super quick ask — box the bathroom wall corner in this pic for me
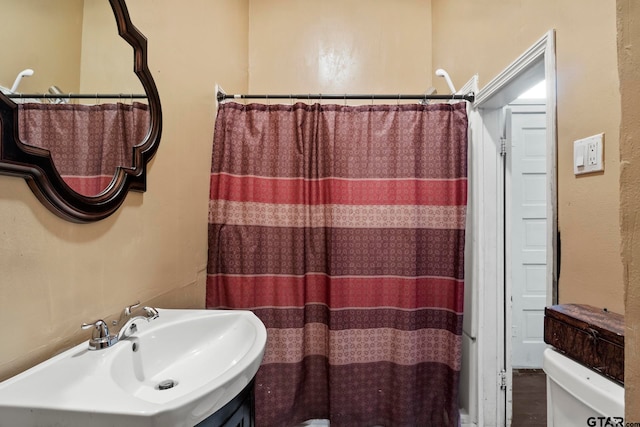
[618,0,640,421]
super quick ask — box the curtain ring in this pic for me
[344,94,347,106]
[397,94,401,105]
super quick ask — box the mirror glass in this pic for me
[1,0,150,197]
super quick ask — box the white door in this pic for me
[507,102,547,368]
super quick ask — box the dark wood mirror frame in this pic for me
[0,0,162,223]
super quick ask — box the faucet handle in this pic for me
[143,306,159,319]
[81,319,109,336]
[123,301,141,316]
[81,320,118,350]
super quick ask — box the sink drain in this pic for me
[155,379,178,390]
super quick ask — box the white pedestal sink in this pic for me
[0,309,267,427]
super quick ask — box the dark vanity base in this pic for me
[196,380,255,427]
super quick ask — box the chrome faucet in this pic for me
[115,302,159,341]
[81,301,159,350]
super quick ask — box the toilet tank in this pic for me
[543,348,624,427]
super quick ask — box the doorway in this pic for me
[462,30,558,427]
[506,92,548,427]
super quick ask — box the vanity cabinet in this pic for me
[196,380,255,427]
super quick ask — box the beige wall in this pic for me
[0,0,248,381]
[1,0,83,94]
[432,0,624,313]
[248,0,432,95]
[618,0,640,420]
[80,0,144,95]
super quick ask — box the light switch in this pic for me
[574,133,604,175]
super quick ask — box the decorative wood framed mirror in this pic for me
[0,0,162,223]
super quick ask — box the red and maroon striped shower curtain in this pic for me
[207,101,468,427]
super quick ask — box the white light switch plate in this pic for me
[574,133,604,175]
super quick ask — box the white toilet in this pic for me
[543,348,625,426]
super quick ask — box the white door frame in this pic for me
[465,30,557,427]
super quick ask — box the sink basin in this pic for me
[0,309,267,427]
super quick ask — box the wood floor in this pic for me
[512,369,547,427]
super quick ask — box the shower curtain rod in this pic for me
[5,93,147,100]
[216,90,475,103]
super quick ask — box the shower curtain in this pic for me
[18,102,150,195]
[207,101,468,427]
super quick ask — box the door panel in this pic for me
[510,106,547,369]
